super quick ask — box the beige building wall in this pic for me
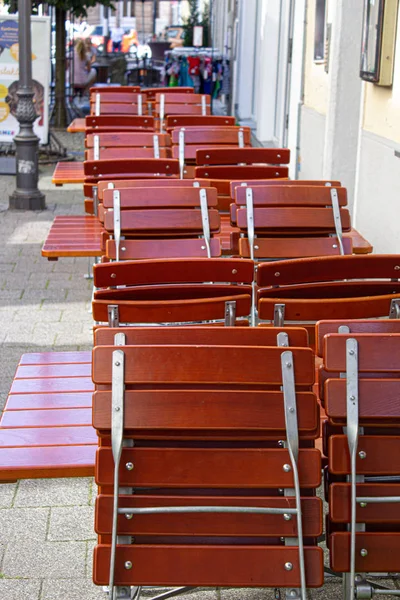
[303,0,329,116]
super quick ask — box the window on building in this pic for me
[314,0,327,62]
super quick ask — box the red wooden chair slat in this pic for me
[195,165,289,179]
[239,237,352,259]
[142,86,194,100]
[155,93,211,104]
[230,180,342,196]
[166,115,235,128]
[96,178,211,199]
[83,158,180,181]
[93,544,324,588]
[102,186,218,208]
[86,132,171,148]
[95,446,320,487]
[236,206,351,232]
[93,345,314,386]
[85,115,154,130]
[86,147,171,160]
[106,238,221,260]
[103,208,220,234]
[93,326,310,347]
[93,389,318,436]
[257,255,400,287]
[196,147,290,166]
[95,494,322,536]
[330,532,400,573]
[235,185,347,206]
[89,86,140,94]
[93,257,254,288]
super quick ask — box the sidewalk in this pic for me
[0,160,391,599]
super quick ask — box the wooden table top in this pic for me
[52,162,85,185]
[67,118,85,133]
[0,351,96,482]
[42,216,104,259]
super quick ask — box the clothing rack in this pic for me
[163,48,229,98]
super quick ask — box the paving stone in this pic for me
[41,578,106,600]
[0,579,42,600]
[15,478,93,507]
[0,483,17,508]
[55,332,92,347]
[2,540,87,578]
[0,507,49,542]
[48,506,96,541]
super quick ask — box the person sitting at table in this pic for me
[73,38,96,94]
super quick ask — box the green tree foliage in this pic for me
[183,0,210,47]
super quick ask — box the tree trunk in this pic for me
[53,7,67,128]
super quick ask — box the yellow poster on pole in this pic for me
[0,16,50,143]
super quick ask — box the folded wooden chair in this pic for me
[317,320,400,599]
[92,326,323,599]
[85,115,155,134]
[256,255,400,343]
[83,158,180,215]
[100,185,221,261]
[85,133,171,161]
[232,183,352,260]
[92,258,254,326]
[170,126,252,179]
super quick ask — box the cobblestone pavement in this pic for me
[0,155,397,599]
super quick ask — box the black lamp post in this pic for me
[9,0,45,210]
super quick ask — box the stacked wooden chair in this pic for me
[92,326,323,599]
[317,318,400,598]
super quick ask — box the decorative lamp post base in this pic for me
[9,189,46,210]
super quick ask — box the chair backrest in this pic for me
[233,184,352,260]
[92,258,254,325]
[85,133,171,161]
[101,186,221,260]
[321,322,400,580]
[257,255,400,324]
[166,115,236,128]
[92,326,323,592]
[85,115,155,132]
